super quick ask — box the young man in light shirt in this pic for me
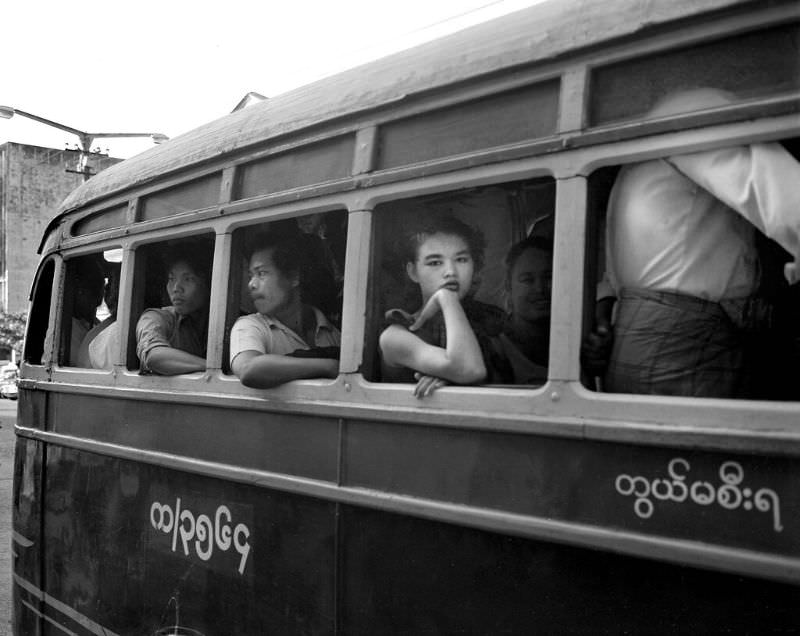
[229,232,341,389]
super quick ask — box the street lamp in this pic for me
[0,106,168,181]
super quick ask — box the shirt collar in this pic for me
[258,305,334,337]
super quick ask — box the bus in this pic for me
[13,0,800,633]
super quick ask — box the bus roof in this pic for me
[58,0,754,216]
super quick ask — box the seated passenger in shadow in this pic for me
[77,263,120,369]
[136,249,211,375]
[488,236,552,385]
[296,212,345,325]
[230,232,341,388]
[379,215,503,398]
[70,259,105,365]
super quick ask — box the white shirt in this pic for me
[229,306,341,366]
[88,321,119,370]
[606,142,800,302]
[76,317,117,369]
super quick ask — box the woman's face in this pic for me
[167,261,209,316]
[407,232,475,302]
[247,248,299,317]
[509,247,551,322]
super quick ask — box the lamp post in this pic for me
[0,106,168,181]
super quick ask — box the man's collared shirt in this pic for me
[229,306,341,367]
[136,306,208,372]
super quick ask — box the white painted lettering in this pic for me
[614,458,784,532]
[149,499,252,574]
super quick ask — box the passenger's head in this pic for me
[165,248,211,316]
[505,236,552,323]
[73,258,106,322]
[246,233,303,317]
[402,215,485,302]
[296,213,325,236]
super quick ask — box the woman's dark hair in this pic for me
[402,215,486,272]
[504,236,553,290]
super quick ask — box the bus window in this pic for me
[139,174,222,221]
[60,250,123,369]
[224,210,347,384]
[129,235,214,375]
[366,178,555,390]
[59,254,107,367]
[23,259,55,366]
[582,137,800,401]
[589,22,800,126]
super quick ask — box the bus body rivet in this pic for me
[344,382,351,392]
[551,391,560,402]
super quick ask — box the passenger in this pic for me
[379,215,502,398]
[488,236,552,384]
[77,264,120,369]
[229,233,341,388]
[586,87,800,398]
[135,248,211,375]
[296,212,345,323]
[69,259,105,365]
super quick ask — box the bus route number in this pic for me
[150,498,251,575]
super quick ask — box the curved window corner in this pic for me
[23,259,56,366]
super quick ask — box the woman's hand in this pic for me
[413,372,449,398]
[409,288,458,332]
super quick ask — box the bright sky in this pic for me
[3,0,547,160]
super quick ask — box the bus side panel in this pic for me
[41,446,336,635]
[47,393,340,482]
[13,435,44,636]
[340,505,800,634]
[344,420,800,559]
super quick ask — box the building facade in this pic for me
[0,142,121,314]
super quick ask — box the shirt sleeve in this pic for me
[229,315,270,366]
[670,143,800,268]
[136,309,172,371]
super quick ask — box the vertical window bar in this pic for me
[206,232,232,372]
[339,210,372,374]
[559,66,588,133]
[127,198,139,224]
[220,166,237,204]
[352,127,378,175]
[114,247,135,371]
[550,176,587,382]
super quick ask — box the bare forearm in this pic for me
[145,347,206,375]
[236,354,338,388]
[438,294,486,383]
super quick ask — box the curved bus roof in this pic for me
[56,0,755,218]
